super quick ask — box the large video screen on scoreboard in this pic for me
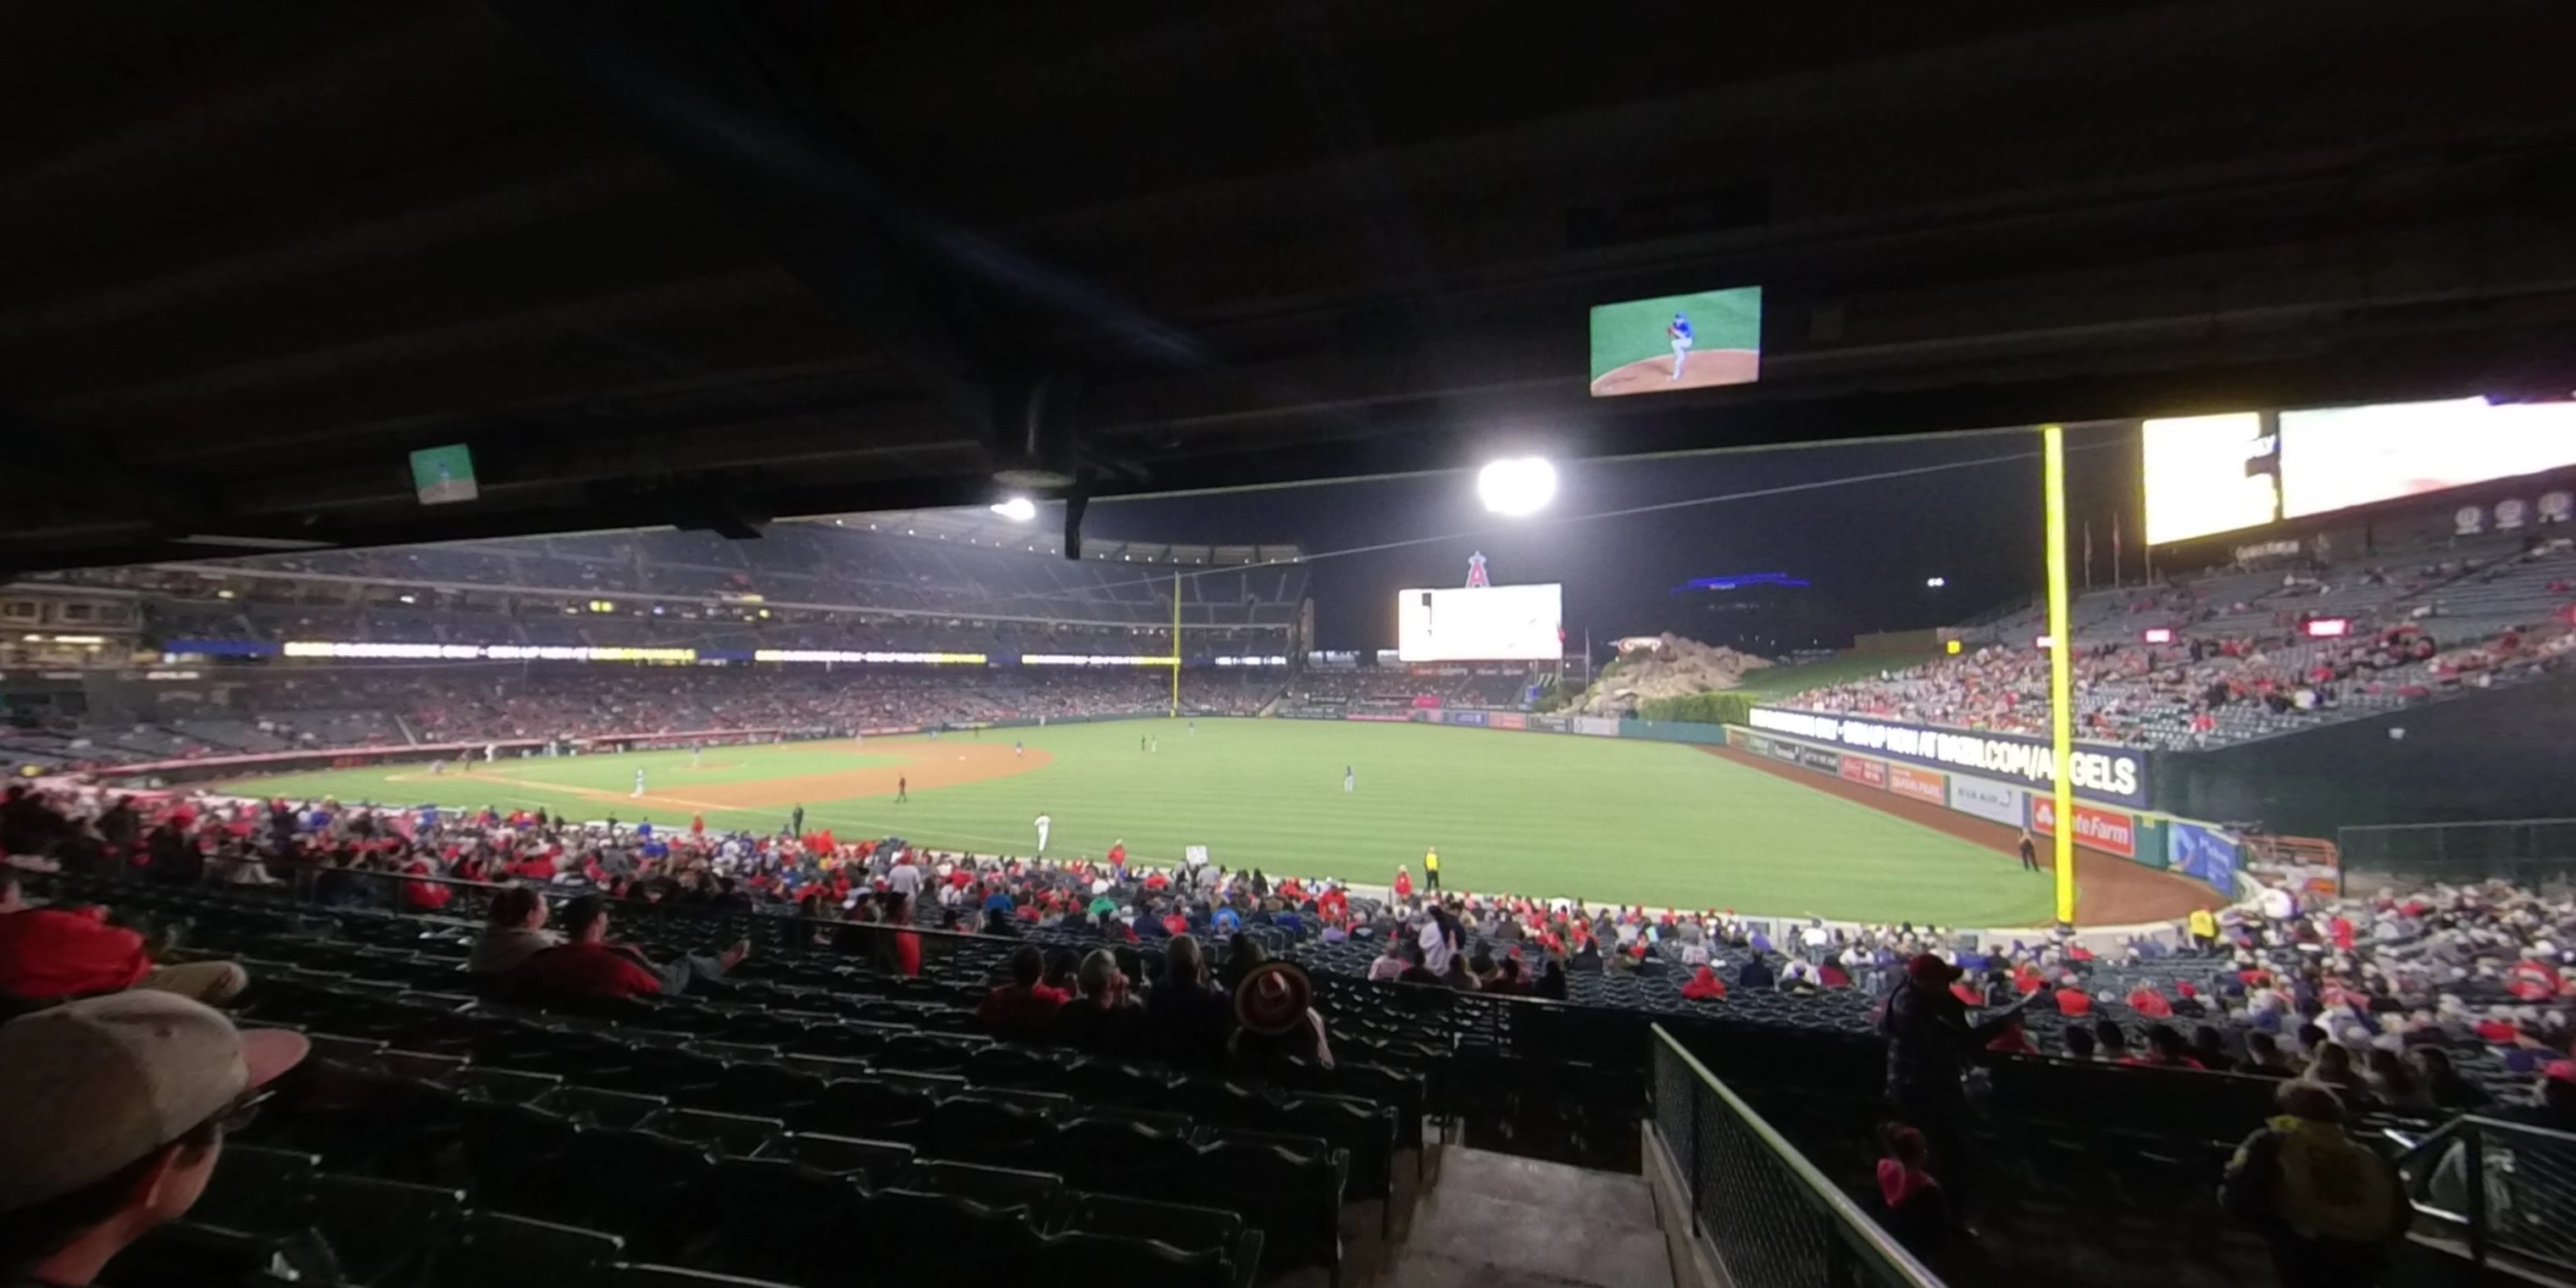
[2277,397,2576,519]
[1588,286,1762,397]
[1397,585,1563,662]
[2141,412,2279,544]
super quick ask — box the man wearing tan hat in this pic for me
[0,992,309,1285]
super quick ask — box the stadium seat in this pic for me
[308,1174,466,1286]
[863,1189,1041,1287]
[190,1144,319,1235]
[1046,1115,1200,1196]
[752,1131,916,1186]
[561,1128,719,1257]
[702,1157,867,1283]
[924,1091,1057,1165]
[638,1108,786,1158]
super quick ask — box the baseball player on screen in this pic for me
[1667,310,1695,381]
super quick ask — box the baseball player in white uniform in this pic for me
[1034,813,1052,854]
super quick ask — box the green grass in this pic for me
[1587,286,1761,380]
[1733,650,1938,700]
[211,719,2051,924]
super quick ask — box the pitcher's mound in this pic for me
[1589,348,1760,397]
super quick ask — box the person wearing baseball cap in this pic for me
[0,991,308,1285]
[1880,951,2031,1214]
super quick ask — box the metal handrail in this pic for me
[2395,1113,2576,1279]
[1649,1023,1944,1288]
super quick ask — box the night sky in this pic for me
[1088,423,2146,660]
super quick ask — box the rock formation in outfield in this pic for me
[1568,634,1772,716]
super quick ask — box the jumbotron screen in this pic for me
[2277,397,2576,519]
[1396,584,1563,662]
[2145,397,2576,543]
[2140,412,2278,545]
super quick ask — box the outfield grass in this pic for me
[211,719,2051,924]
[1732,650,1937,699]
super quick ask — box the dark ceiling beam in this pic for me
[0,158,668,343]
[487,0,1010,438]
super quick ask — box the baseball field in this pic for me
[197,718,2118,926]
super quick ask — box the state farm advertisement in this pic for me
[2029,796,2137,860]
[1839,756,1888,789]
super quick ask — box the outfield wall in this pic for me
[1268,702,2238,902]
[1724,723,2240,902]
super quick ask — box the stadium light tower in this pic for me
[1477,458,1556,517]
[989,497,1038,522]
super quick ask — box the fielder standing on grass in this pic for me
[631,767,647,798]
[1034,812,1052,854]
[1344,765,1356,793]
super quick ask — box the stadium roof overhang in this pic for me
[8,0,2576,575]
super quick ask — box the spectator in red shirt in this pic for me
[399,856,452,912]
[1985,1016,2039,1056]
[509,896,747,1002]
[0,874,247,1006]
[2126,985,2175,1019]
[882,891,921,978]
[974,945,1067,1040]
[1680,964,1728,1000]
[1391,867,1413,901]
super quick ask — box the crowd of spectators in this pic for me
[1783,535,2576,749]
[10,769,2566,1131]
[1278,668,1538,711]
[2,668,1286,774]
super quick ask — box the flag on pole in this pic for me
[2083,521,2095,589]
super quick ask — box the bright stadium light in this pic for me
[990,497,1038,522]
[1477,457,1556,516]
[1924,576,1947,588]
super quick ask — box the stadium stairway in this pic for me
[1377,1147,1668,1288]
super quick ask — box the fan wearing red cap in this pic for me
[1881,951,2029,1193]
[0,992,308,1285]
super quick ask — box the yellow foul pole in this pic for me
[2042,424,2078,924]
[1170,571,1183,718]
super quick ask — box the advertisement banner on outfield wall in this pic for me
[1765,736,1802,765]
[1887,764,1947,806]
[1487,712,1527,731]
[1446,710,1489,727]
[2029,795,2139,859]
[1840,756,1888,789]
[1569,717,1620,737]
[1795,744,1842,774]
[1737,733,1773,758]
[1526,714,1569,734]
[2169,821,2241,892]
[1948,776,2024,826]
[1346,712,1419,723]
[1746,707,2150,809]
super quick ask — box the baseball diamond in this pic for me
[206,718,2213,927]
